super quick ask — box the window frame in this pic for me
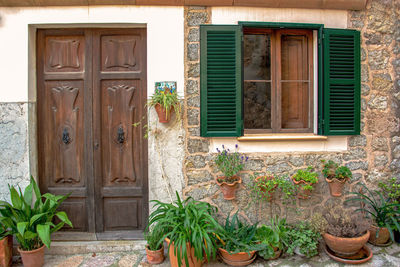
[239,22,324,135]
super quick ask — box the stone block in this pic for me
[188,63,200,77]
[187,43,199,61]
[345,161,368,171]
[371,137,388,151]
[374,154,388,168]
[187,138,209,153]
[266,162,292,174]
[187,11,208,26]
[244,159,264,171]
[368,94,388,110]
[349,135,367,147]
[186,155,206,169]
[186,184,218,200]
[186,79,199,95]
[361,64,369,82]
[364,32,382,45]
[289,156,304,167]
[368,49,390,70]
[343,148,367,161]
[188,28,200,42]
[187,170,213,185]
[187,95,200,108]
[372,73,392,92]
[188,127,200,136]
[187,108,199,126]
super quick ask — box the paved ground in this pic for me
[12,242,400,267]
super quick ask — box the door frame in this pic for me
[31,24,148,240]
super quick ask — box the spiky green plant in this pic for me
[0,177,72,251]
[147,192,221,267]
[148,88,181,122]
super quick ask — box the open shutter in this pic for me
[200,25,242,137]
[322,28,360,135]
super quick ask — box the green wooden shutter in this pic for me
[200,25,242,137]
[322,28,361,135]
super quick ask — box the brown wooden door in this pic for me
[37,28,148,239]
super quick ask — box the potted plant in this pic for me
[249,174,295,203]
[344,183,400,246]
[378,178,400,243]
[321,160,352,197]
[0,222,12,267]
[144,226,165,264]
[284,222,320,258]
[256,217,288,260]
[291,167,318,199]
[216,212,265,266]
[311,205,370,257]
[0,177,73,267]
[214,145,247,200]
[147,192,222,267]
[148,86,181,123]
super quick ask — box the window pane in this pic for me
[281,35,308,81]
[244,34,271,80]
[244,82,271,129]
[281,82,309,129]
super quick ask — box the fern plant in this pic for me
[147,192,222,267]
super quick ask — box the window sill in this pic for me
[237,133,328,142]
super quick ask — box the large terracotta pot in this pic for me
[216,176,242,200]
[18,245,45,267]
[291,177,316,199]
[0,236,13,267]
[146,244,165,264]
[154,103,173,123]
[369,225,390,245]
[323,231,370,256]
[255,175,276,201]
[165,238,202,267]
[326,177,347,197]
[218,248,256,266]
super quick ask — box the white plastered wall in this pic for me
[0,6,185,203]
[210,7,349,153]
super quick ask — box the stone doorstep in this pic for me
[12,240,147,255]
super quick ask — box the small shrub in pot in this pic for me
[291,167,318,199]
[321,160,352,197]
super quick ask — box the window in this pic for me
[243,28,313,133]
[200,23,360,137]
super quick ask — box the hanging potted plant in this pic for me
[148,85,181,123]
[344,183,400,246]
[291,167,318,199]
[249,174,295,203]
[256,217,288,260]
[0,177,73,267]
[321,160,352,197]
[144,226,165,264]
[147,192,222,267]
[214,145,247,200]
[216,212,266,266]
[0,222,12,267]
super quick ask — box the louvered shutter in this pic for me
[200,25,243,137]
[322,28,361,135]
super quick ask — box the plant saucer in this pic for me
[368,239,393,247]
[219,253,257,266]
[324,244,372,265]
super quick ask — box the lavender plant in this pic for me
[215,145,247,183]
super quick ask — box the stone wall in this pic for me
[182,0,400,224]
[0,103,29,201]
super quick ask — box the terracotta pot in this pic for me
[154,103,173,123]
[323,231,370,256]
[292,177,316,199]
[369,225,390,245]
[146,244,165,264]
[218,248,255,263]
[255,175,276,201]
[18,245,45,267]
[326,177,347,197]
[165,238,202,267]
[268,247,282,260]
[216,176,242,200]
[0,236,13,267]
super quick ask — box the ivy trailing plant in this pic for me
[147,192,222,267]
[0,177,73,251]
[284,222,320,258]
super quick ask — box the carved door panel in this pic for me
[93,29,148,236]
[37,28,147,238]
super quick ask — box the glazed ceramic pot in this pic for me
[326,177,348,197]
[369,225,390,245]
[323,231,370,256]
[216,176,242,200]
[18,245,45,267]
[146,244,165,264]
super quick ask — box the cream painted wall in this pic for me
[210,7,349,152]
[0,6,184,102]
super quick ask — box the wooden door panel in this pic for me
[103,198,141,231]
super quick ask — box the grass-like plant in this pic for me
[144,225,164,251]
[0,177,72,251]
[217,212,266,254]
[147,192,222,267]
[344,183,400,241]
[148,88,181,121]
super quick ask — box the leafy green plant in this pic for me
[0,177,73,251]
[249,174,295,202]
[321,160,352,181]
[144,225,164,251]
[148,87,181,122]
[378,177,400,204]
[285,222,320,258]
[147,192,222,267]
[344,183,400,241]
[218,212,266,254]
[256,217,288,260]
[215,145,247,183]
[292,167,318,191]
